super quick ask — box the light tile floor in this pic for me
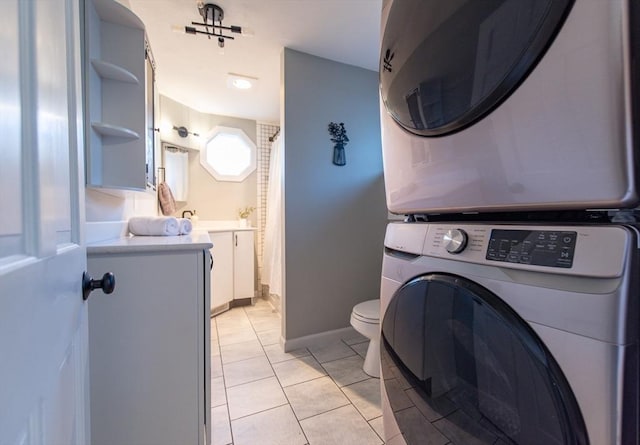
[211,299,383,445]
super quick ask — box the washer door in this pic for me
[381,273,588,445]
[380,0,574,137]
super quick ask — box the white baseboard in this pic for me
[282,326,357,352]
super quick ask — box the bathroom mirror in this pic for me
[145,42,156,190]
[163,143,189,201]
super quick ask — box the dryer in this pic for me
[379,0,640,214]
[380,222,639,445]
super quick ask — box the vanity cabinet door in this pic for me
[87,249,207,445]
[210,231,233,309]
[233,231,255,300]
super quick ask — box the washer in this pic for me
[380,222,639,445]
[379,0,640,214]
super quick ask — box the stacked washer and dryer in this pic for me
[377,1,640,444]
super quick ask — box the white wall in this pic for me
[85,188,157,244]
[85,189,156,222]
[282,49,388,341]
[158,95,258,223]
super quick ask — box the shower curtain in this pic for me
[262,134,283,299]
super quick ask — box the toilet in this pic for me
[350,299,380,378]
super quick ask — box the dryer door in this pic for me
[381,273,588,445]
[380,0,574,137]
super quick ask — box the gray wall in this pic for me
[283,48,388,340]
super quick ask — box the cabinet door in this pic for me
[211,232,234,308]
[88,251,201,445]
[84,0,149,191]
[234,231,255,299]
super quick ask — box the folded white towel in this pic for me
[178,218,192,235]
[128,216,180,236]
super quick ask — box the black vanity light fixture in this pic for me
[183,2,242,48]
[173,126,199,138]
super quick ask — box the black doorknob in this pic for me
[82,272,116,301]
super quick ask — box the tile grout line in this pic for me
[228,398,290,423]
[216,302,382,445]
[290,315,381,442]
[338,339,385,443]
[336,378,385,444]
[242,303,313,445]
[298,328,382,442]
[212,316,234,445]
[319,360,370,389]
[218,307,264,444]
[344,340,385,443]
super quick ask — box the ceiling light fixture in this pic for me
[233,79,251,89]
[227,73,258,90]
[184,3,241,49]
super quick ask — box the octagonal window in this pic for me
[200,126,256,182]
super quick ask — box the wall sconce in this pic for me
[173,126,199,138]
[328,122,348,166]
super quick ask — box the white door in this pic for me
[0,0,89,444]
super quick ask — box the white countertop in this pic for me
[194,220,257,232]
[84,219,251,254]
[87,230,212,254]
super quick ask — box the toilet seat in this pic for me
[352,299,379,323]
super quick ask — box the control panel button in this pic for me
[486,229,577,268]
[443,229,468,254]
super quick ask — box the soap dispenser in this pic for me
[190,210,199,224]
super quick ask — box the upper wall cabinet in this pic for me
[84,0,156,193]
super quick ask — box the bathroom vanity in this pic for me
[198,221,256,315]
[87,233,212,445]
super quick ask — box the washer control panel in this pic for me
[486,229,577,268]
[429,225,489,256]
[415,223,630,278]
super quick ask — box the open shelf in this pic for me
[93,0,144,29]
[91,59,139,84]
[85,0,154,192]
[91,122,140,139]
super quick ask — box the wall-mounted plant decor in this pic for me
[328,122,349,166]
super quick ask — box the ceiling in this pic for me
[127,0,383,124]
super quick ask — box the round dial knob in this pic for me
[443,229,468,254]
